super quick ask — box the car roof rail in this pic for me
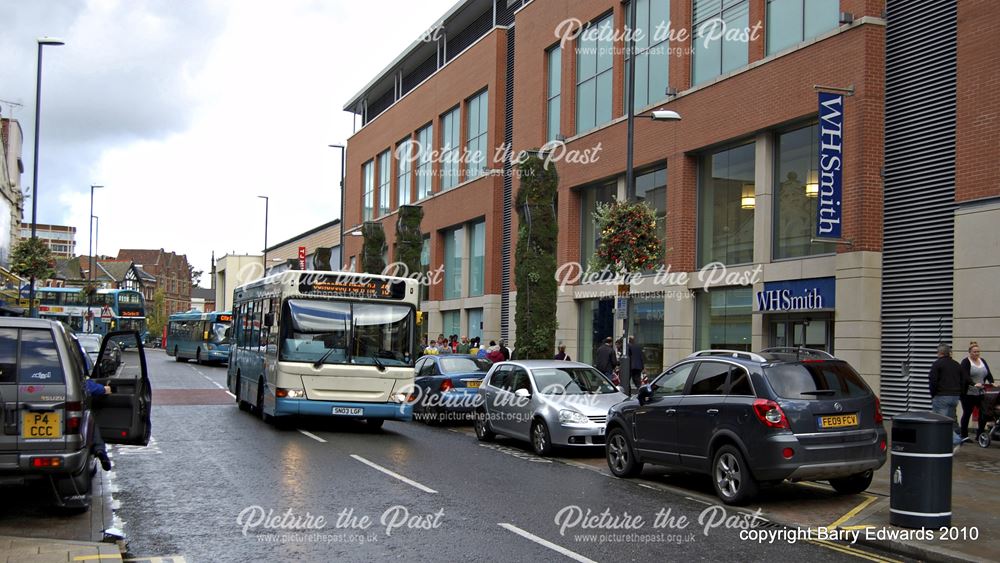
[759,347,836,360]
[686,349,767,363]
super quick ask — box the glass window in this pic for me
[629,296,664,374]
[420,235,430,303]
[397,138,413,206]
[489,365,513,390]
[442,310,460,337]
[767,0,839,55]
[580,181,617,264]
[728,367,753,395]
[415,124,434,199]
[281,300,412,367]
[625,0,671,111]
[0,328,17,383]
[444,227,464,300]
[689,362,729,395]
[351,303,413,366]
[439,356,492,373]
[362,160,374,221]
[440,107,461,190]
[18,329,65,384]
[576,14,614,133]
[467,308,483,341]
[692,0,750,85]
[652,362,695,397]
[469,221,485,297]
[465,90,489,180]
[546,45,562,141]
[377,150,391,215]
[698,142,755,266]
[635,166,667,249]
[532,367,618,395]
[764,362,871,400]
[578,298,615,366]
[695,287,752,351]
[774,124,835,259]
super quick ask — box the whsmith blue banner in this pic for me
[817,92,843,238]
[755,277,836,313]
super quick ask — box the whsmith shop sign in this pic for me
[817,91,843,238]
[755,278,836,313]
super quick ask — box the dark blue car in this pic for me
[413,354,492,424]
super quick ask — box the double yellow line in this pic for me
[810,494,900,563]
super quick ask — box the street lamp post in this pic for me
[87,184,103,328]
[28,36,65,317]
[258,195,269,276]
[328,144,346,268]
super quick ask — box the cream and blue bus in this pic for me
[165,310,233,364]
[227,271,419,428]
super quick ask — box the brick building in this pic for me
[117,249,192,316]
[19,223,76,258]
[342,0,888,389]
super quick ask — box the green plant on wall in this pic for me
[589,199,662,275]
[10,237,54,282]
[514,154,559,360]
[362,221,387,275]
[396,205,424,279]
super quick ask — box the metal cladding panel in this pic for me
[446,9,493,62]
[879,0,958,415]
[402,53,439,95]
[500,26,514,340]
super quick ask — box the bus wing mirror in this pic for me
[264,313,274,327]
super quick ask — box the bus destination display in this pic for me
[298,276,406,300]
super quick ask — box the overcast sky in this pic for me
[0,0,456,284]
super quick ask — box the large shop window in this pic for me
[420,235,430,303]
[416,124,434,199]
[465,90,489,180]
[629,295,664,375]
[441,107,461,190]
[774,124,835,259]
[695,287,752,351]
[580,181,617,265]
[442,310,460,338]
[469,221,485,297]
[397,138,413,206]
[444,226,464,300]
[467,308,483,341]
[766,0,839,56]
[377,149,391,215]
[547,45,562,142]
[579,298,615,366]
[362,159,374,221]
[624,0,671,111]
[635,166,667,253]
[698,142,755,266]
[692,0,750,86]
[576,14,614,133]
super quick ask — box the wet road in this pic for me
[109,350,900,562]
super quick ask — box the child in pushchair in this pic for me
[977,385,1000,448]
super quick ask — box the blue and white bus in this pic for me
[165,310,233,364]
[36,288,146,341]
[227,271,419,428]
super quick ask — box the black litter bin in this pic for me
[889,411,953,528]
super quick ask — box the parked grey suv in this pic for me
[0,319,151,511]
[606,349,887,504]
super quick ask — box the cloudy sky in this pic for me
[0,0,455,283]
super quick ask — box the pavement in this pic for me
[0,536,121,563]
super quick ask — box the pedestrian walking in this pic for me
[457,336,471,354]
[960,341,995,442]
[625,336,644,396]
[499,339,511,361]
[594,337,618,381]
[554,343,571,361]
[486,341,505,363]
[929,343,971,448]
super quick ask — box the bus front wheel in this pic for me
[174,347,187,362]
[257,379,273,424]
[195,349,202,364]
[236,377,250,412]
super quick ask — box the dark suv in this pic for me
[605,348,887,504]
[0,319,151,511]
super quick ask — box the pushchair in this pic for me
[976,385,1000,448]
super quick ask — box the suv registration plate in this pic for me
[333,407,364,416]
[22,411,62,439]
[818,413,858,429]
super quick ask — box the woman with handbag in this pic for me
[960,341,995,442]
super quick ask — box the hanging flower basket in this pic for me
[589,199,662,275]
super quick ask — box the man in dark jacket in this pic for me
[929,343,970,447]
[625,336,644,396]
[594,337,618,380]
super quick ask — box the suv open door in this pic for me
[90,331,151,446]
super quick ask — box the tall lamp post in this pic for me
[258,195,269,275]
[87,184,103,329]
[28,36,65,317]
[328,144,346,268]
[621,1,680,391]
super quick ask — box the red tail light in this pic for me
[439,379,454,392]
[31,457,63,468]
[65,401,82,435]
[874,396,884,424]
[752,399,789,429]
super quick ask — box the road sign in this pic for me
[100,306,112,320]
[298,246,307,269]
[615,297,628,320]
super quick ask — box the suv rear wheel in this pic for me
[606,427,643,477]
[712,445,758,505]
[829,470,873,495]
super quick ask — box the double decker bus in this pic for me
[35,288,147,341]
[99,289,148,342]
[165,310,233,364]
[36,288,89,332]
[227,271,418,428]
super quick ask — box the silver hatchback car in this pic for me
[474,360,627,456]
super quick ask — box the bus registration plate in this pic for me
[333,407,364,416]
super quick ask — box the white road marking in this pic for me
[225,391,236,399]
[350,454,438,494]
[498,523,599,563]
[297,430,327,443]
[189,364,228,390]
